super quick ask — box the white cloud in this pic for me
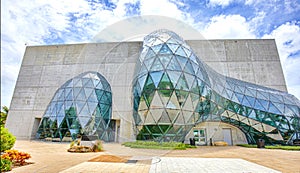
[201,14,256,39]
[1,0,196,107]
[0,0,124,107]
[262,22,300,99]
[208,0,234,7]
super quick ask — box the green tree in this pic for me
[0,106,9,127]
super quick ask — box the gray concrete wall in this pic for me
[6,39,287,141]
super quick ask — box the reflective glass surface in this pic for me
[132,30,300,144]
[37,72,114,141]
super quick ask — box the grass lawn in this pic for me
[237,144,300,151]
[122,141,196,150]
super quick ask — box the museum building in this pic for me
[6,30,300,145]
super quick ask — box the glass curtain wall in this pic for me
[132,30,300,144]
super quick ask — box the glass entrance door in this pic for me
[193,129,206,145]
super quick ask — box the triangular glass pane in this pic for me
[150,71,163,87]
[65,90,74,101]
[151,91,164,109]
[64,88,72,98]
[159,55,173,68]
[159,44,172,54]
[183,47,191,57]
[190,93,199,108]
[183,61,194,74]
[84,88,94,99]
[153,38,163,46]
[143,75,155,93]
[138,74,148,90]
[151,58,164,71]
[87,92,97,102]
[175,74,189,91]
[189,54,198,64]
[87,102,98,114]
[166,109,179,123]
[144,111,155,124]
[79,104,90,116]
[167,43,179,53]
[158,73,174,90]
[254,99,266,111]
[64,101,73,111]
[150,109,164,123]
[85,79,94,88]
[190,61,199,74]
[76,89,86,101]
[272,102,284,114]
[175,90,189,106]
[76,101,85,114]
[96,81,103,90]
[175,46,187,57]
[151,44,163,54]
[268,102,281,114]
[138,99,148,111]
[176,55,187,69]
[259,99,269,111]
[182,111,193,124]
[144,91,155,108]
[242,96,252,107]
[158,110,171,124]
[144,57,155,69]
[74,79,82,87]
[158,90,172,106]
[235,93,244,103]
[78,116,91,128]
[184,73,195,90]
[58,89,65,101]
[145,48,156,60]
[167,91,180,109]
[260,91,269,100]
[93,78,100,87]
[182,94,193,111]
[174,112,185,125]
[166,56,181,71]
[252,123,263,132]
[167,37,179,44]
[66,80,73,88]
[82,78,89,86]
[138,110,147,123]
[167,71,181,85]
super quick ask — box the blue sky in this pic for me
[1,0,300,107]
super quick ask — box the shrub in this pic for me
[1,150,31,166]
[122,140,195,150]
[92,140,103,152]
[0,159,12,172]
[0,127,16,152]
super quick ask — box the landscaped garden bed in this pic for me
[237,144,300,151]
[122,140,196,150]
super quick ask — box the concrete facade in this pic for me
[6,39,287,143]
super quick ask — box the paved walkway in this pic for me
[60,157,280,173]
[9,140,300,172]
[149,157,280,173]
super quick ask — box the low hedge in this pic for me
[122,141,196,150]
[237,144,300,151]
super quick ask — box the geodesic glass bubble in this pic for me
[36,71,114,141]
[133,30,300,144]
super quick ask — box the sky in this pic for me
[1,0,300,108]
